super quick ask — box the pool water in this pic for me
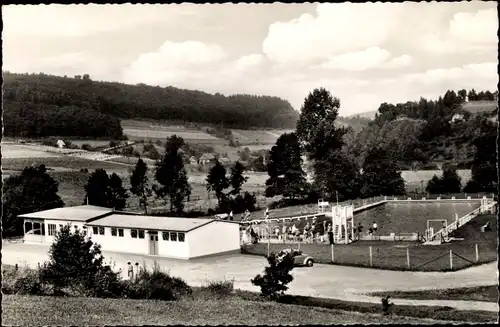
[354,201,480,235]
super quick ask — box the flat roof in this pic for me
[19,205,114,222]
[87,214,217,232]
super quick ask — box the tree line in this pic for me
[348,88,497,170]
[264,87,497,205]
[3,100,124,139]
[3,72,299,132]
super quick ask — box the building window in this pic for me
[178,232,185,242]
[170,232,177,242]
[111,228,117,236]
[33,222,42,235]
[162,232,169,241]
[98,227,105,235]
[138,230,145,239]
[92,226,98,234]
[48,224,57,236]
[118,229,124,237]
[24,221,33,234]
[131,229,138,238]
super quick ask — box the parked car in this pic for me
[281,248,314,267]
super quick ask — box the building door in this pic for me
[149,231,159,255]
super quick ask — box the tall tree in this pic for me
[360,147,406,197]
[229,161,248,196]
[83,169,128,210]
[206,160,230,207]
[130,158,152,214]
[313,150,361,201]
[463,121,497,193]
[426,166,462,194]
[296,88,346,161]
[265,133,307,199]
[154,135,192,214]
[2,164,64,237]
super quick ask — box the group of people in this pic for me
[241,206,380,244]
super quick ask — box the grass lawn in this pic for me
[369,285,498,303]
[1,294,453,325]
[3,292,495,325]
[242,215,497,272]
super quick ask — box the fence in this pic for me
[241,241,494,272]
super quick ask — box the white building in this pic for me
[20,205,241,259]
[20,205,114,244]
[56,139,66,148]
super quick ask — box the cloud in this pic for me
[2,4,203,37]
[262,3,401,64]
[316,47,392,71]
[123,41,228,85]
[383,55,413,69]
[419,8,497,55]
[235,54,264,70]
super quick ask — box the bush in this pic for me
[251,250,295,300]
[202,280,234,298]
[2,265,48,296]
[81,143,92,151]
[39,225,124,298]
[124,263,192,301]
[109,140,119,148]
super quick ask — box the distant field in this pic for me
[402,170,472,191]
[1,156,131,172]
[122,119,223,144]
[462,101,497,114]
[231,129,294,145]
[1,143,61,158]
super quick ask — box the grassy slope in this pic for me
[242,214,497,272]
[369,285,498,303]
[1,294,454,325]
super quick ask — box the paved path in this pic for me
[2,243,497,313]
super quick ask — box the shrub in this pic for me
[124,262,192,301]
[201,279,234,298]
[251,250,295,300]
[39,225,124,298]
[2,265,48,296]
[109,140,119,148]
[381,296,393,315]
[81,143,92,151]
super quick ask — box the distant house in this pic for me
[56,140,65,149]
[189,156,198,165]
[219,157,232,165]
[450,113,465,124]
[199,153,217,165]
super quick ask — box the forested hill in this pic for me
[2,72,299,130]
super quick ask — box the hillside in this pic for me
[461,101,497,115]
[2,72,300,134]
[347,110,377,120]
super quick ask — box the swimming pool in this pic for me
[252,201,481,236]
[354,201,480,234]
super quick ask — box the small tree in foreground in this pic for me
[251,250,294,300]
[39,225,123,297]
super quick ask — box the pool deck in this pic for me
[352,200,387,214]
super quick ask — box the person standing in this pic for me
[372,222,378,234]
[229,211,233,221]
[357,222,363,241]
[327,223,334,245]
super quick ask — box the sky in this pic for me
[2,2,498,116]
